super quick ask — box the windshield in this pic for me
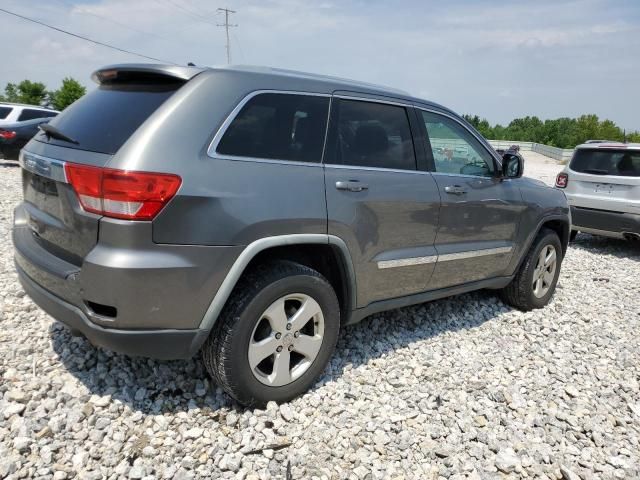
[34,82,183,155]
[570,148,640,177]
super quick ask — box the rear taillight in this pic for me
[0,130,16,140]
[64,163,181,220]
[555,172,568,188]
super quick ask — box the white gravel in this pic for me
[1,156,640,479]
[522,151,566,186]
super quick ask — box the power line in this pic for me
[158,0,218,26]
[217,8,237,64]
[53,0,170,42]
[0,7,177,64]
[231,30,245,63]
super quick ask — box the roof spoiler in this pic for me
[91,64,206,85]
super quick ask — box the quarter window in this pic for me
[18,109,57,121]
[217,93,330,163]
[329,99,416,170]
[421,111,495,177]
[0,106,12,119]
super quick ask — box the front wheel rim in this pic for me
[532,244,557,298]
[248,293,325,387]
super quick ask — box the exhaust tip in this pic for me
[623,232,640,241]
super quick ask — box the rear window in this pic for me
[570,149,640,177]
[217,93,330,163]
[36,83,182,155]
[0,106,12,119]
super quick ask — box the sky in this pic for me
[1,0,639,130]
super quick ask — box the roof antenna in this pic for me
[187,62,196,66]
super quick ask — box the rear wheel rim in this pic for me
[532,245,557,298]
[248,293,325,387]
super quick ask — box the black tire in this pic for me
[569,230,578,242]
[500,228,563,311]
[202,260,340,407]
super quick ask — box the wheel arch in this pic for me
[198,234,356,331]
[515,215,570,272]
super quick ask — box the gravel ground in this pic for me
[1,155,639,480]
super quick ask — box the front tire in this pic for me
[202,260,340,407]
[500,228,563,311]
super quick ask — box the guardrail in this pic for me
[487,140,574,162]
[487,140,534,151]
[531,143,574,162]
[428,139,574,163]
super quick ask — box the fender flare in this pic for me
[515,213,571,271]
[197,234,356,331]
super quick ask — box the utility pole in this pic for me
[217,8,237,64]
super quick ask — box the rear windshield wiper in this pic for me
[581,168,609,175]
[39,123,79,145]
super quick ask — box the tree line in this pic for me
[0,78,86,112]
[463,114,640,148]
[2,78,638,147]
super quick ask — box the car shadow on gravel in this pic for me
[570,233,640,262]
[0,160,20,167]
[49,289,507,414]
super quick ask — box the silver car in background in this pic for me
[555,142,640,241]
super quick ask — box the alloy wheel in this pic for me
[532,244,557,298]
[248,293,325,387]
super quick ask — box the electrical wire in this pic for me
[156,0,218,26]
[53,0,171,42]
[0,7,177,64]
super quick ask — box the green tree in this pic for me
[0,80,48,105]
[49,77,86,111]
[463,114,493,138]
[597,119,624,142]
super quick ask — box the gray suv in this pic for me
[13,64,570,406]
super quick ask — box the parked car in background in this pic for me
[556,142,640,241]
[13,64,570,406]
[0,117,54,160]
[0,103,59,127]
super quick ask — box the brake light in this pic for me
[555,172,568,188]
[64,163,181,220]
[0,130,17,140]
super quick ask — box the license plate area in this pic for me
[594,183,615,194]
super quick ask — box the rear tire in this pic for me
[202,260,340,407]
[500,228,563,311]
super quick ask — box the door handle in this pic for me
[336,180,368,192]
[444,185,467,195]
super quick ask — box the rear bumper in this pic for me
[570,206,640,238]
[17,263,208,359]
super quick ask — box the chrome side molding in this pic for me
[377,246,512,269]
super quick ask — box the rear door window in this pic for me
[36,83,183,155]
[327,98,416,170]
[0,106,12,119]
[216,93,330,163]
[570,149,640,177]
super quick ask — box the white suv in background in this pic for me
[0,103,59,127]
[555,142,640,241]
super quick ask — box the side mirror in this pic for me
[502,153,524,178]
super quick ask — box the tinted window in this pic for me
[0,106,12,119]
[570,149,640,177]
[217,93,329,163]
[18,109,56,121]
[37,83,182,154]
[422,111,495,177]
[330,99,416,170]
